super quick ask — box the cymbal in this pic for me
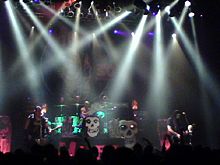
[54,104,68,107]
[71,103,83,106]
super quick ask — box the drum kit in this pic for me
[51,102,83,137]
[51,100,128,137]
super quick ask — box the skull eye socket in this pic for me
[94,119,99,123]
[86,119,91,124]
[130,124,136,129]
[120,125,127,130]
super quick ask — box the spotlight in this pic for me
[113,2,122,13]
[165,6,171,15]
[185,1,191,7]
[74,1,81,9]
[143,4,150,15]
[188,12,194,17]
[106,5,112,12]
[105,11,109,17]
[48,29,53,34]
[172,33,177,39]
[67,11,74,17]
[115,6,122,13]
[63,6,70,15]
[146,5,150,11]
[148,1,159,16]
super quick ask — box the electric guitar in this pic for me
[34,125,62,146]
[171,124,196,145]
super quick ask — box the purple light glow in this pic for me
[152,12,157,16]
[113,30,129,36]
[48,29,53,34]
[33,0,40,3]
[148,32,154,36]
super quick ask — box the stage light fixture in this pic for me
[188,11,194,17]
[62,6,70,16]
[106,5,112,11]
[185,0,191,7]
[67,11,74,17]
[74,1,81,9]
[113,2,122,13]
[172,33,176,39]
[114,30,118,34]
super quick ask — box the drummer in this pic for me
[80,100,91,119]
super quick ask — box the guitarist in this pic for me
[24,105,52,147]
[167,110,193,145]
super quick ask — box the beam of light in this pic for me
[29,26,35,38]
[9,2,67,75]
[171,18,220,104]
[91,3,119,63]
[28,2,73,53]
[178,6,188,26]
[0,42,4,110]
[146,11,170,117]
[140,0,179,43]
[189,16,199,51]
[62,31,89,99]
[190,16,218,147]
[165,5,187,60]
[66,11,131,55]
[20,1,67,70]
[109,15,147,102]
[74,7,81,32]
[40,2,87,34]
[171,17,220,146]
[40,3,89,98]
[6,0,41,100]
[40,3,92,98]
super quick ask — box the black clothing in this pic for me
[167,116,189,135]
[167,114,192,145]
[26,113,49,140]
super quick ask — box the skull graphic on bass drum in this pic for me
[85,116,100,137]
[119,120,138,148]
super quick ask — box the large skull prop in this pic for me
[119,120,138,148]
[85,116,100,137]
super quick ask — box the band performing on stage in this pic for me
[23,96,194,150]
